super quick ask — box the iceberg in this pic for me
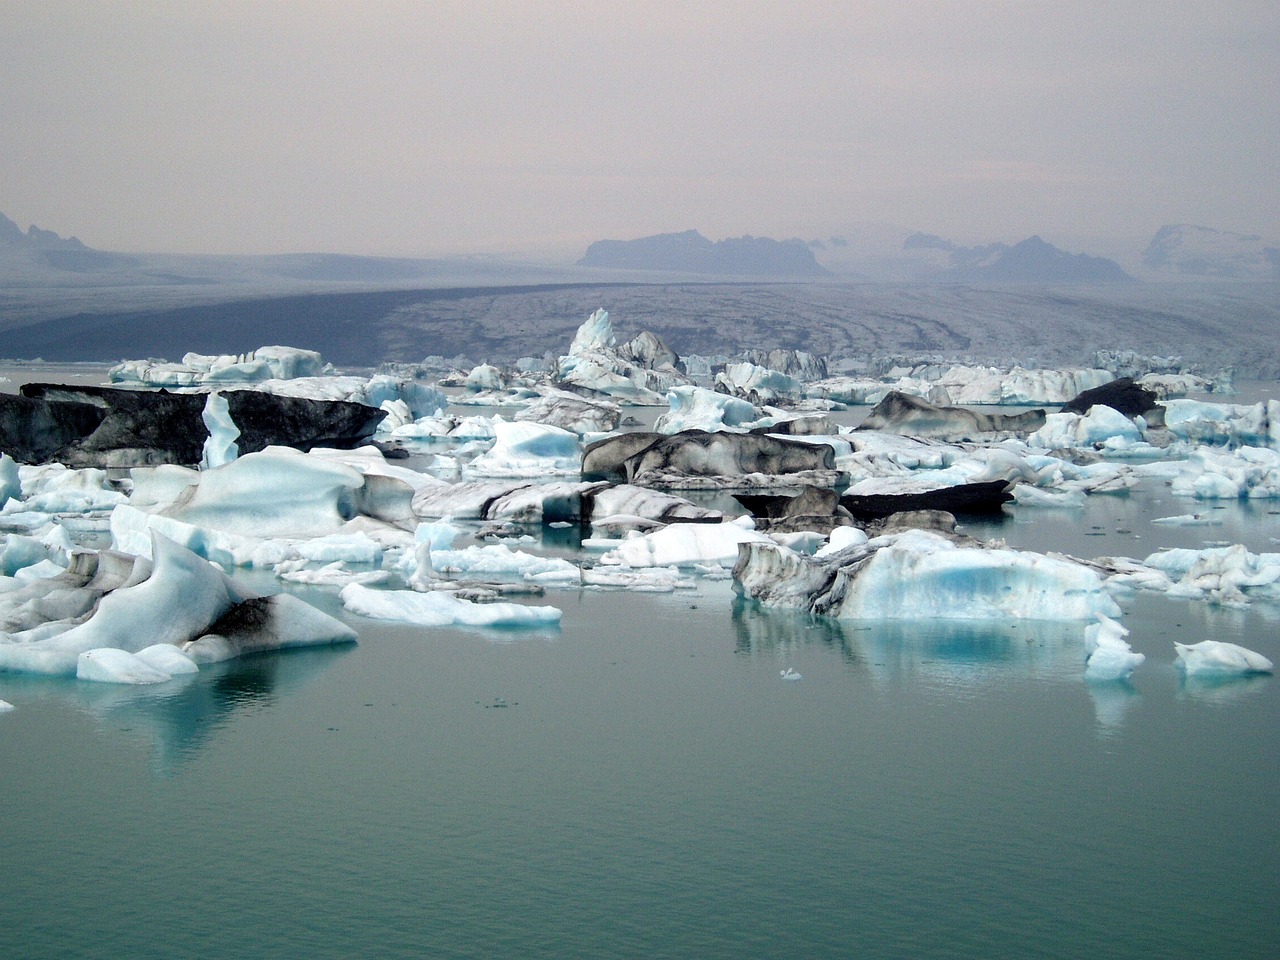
[466,421,582,477]
[554,309,682,405]
[654,386,758,434]
[514,389,620,434]
[1169,446,1280,500]
[1174,640,1274,675]
[1083,615,1145,681]
[109,346,327,387]
[200,392,240,469]
[600,520,774,569]
[0,534,245,676]
[715,362,803,405]
[735,528,1121,622]
[339,582,562,629]
[0,452,19,507]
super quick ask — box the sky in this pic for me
[1,1,1276,260]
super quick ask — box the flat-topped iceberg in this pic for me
[600,520,774,569]
[339,582,562,629]
[110,346,327,386]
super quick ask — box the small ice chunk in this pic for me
[1174,640,1274,675]
[1083,615,1145,681]
[0,699,14,712]
[780,668,803,681]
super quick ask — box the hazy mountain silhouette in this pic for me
[903,233,1132,283]
[579,230,830,277]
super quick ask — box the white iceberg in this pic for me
[600,520,774,569]
[200,392,240,469]
[654,386,758,434]
[467,421,581,477]
[1083,615,1144,681]
[1174,641,1273,675]
[339,582,562,628]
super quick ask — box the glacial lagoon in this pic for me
[2,347,1279,958]
[3,457,1278,958]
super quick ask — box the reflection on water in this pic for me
[732,594,1088,685]
[0,645,352,773]
[1177,670,1273,705]
[1086,678,1139,736]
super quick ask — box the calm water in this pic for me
[3,486,1278,959]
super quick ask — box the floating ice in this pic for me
[736,529,1121,621]
[1139,544,1280,605]
[579,565,696,591]
[424,543,579,582]
[135,642,200,676]
[655,386,758,434]
[514,389,620,434]
[812,365,1111,406]
[0,699,13,711]
[339,582,562,628]
[114,447,416,566]
[814,525,870,558]
[715,362,803,404]
[1174,640,1273,675]
[601,520,774,569]
[200,392,240,469]
[1083,614,1144,681]
[110,346,327,387]
[0,453,19,507]
[1169,446,1280,500]
[554,309,678,405]
[467,421,581,477]
[1162,398,1280,448]
[780,667,803,681]
[1028,407,1143,450]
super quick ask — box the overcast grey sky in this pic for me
[2,1,1276,258]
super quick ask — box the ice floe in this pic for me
[339,582,562,629]
[1174,640,1273,676]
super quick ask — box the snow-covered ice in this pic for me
[600,520,774,569]
[339,582,562,629]
[1174,641,1273,676]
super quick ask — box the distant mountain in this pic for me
[0,211,88,251]
[1141,224,1279,279]
[0,212,139,272]
[578,230,830,277]
[903,233,1133,283]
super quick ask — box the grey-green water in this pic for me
[3,495,1279,959]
